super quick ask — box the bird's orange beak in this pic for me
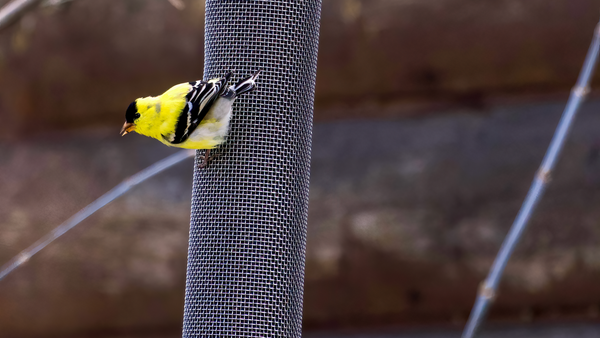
[120,122,136,136]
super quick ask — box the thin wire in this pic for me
[0,149,195,282]
[462,20,600,338]
[0,0,42,31]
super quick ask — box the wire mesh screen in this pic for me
[182,1,322,337]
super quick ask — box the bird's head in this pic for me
[120,100,141,136]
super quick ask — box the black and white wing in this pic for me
[170,72,232,144]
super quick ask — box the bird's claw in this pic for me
[198,149,217,169]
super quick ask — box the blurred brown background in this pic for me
[2,0,600,337]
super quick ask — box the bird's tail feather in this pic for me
[229,70,261,97]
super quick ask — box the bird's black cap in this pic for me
[125,101,138,123]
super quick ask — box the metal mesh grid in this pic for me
[182,1,322,337]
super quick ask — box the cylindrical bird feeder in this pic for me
[182,1,322,337]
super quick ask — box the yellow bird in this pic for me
[120,71,261,167]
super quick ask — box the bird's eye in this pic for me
[134,113,141,119]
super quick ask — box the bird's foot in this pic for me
[198,149,217,169]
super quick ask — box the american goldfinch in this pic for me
[120,70,261,167]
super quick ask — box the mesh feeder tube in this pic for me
[182,1,322,337]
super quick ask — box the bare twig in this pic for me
[42,0,74,7]
[0,0,43,32]
[167,0,185,10]
[0,149,195,282]
[462,20,600,338]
